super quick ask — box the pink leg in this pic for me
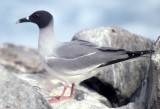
[63,83,75,98]
[48,85,68,103]
[70,83,75,97]
[48,83,75,103]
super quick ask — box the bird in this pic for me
[16,10,154,103]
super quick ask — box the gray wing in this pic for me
[45,40,128,76]
[54,40,125,59]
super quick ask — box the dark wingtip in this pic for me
[127,50,154,57]
[149,50,155,53]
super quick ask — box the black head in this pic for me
[17,10,53,28]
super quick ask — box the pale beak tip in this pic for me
[16,20,20,24]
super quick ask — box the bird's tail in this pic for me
[98,50,154,67]
[126,50,154,58]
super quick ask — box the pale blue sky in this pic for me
[0,0,160,47]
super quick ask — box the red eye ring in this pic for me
[34,14,40,19]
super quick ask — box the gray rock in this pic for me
[48,83,112,109]
[73,27,153,102]
[0,43,44,74]
[0,43,112,109]
[18,74,112,109]
[117,102,144,109]
[0,66,52,109]
[148,36,160,109]
[0,27,158,109]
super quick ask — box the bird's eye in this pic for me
[34,14,40,19]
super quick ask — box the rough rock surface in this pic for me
[0,43,112,109]
[149,36,160,109]
[0,43,43,74]
[0,27,158,109]
[73,27,154,106]
[18,73,112,109]
[48,83,111,109]
[0,66,52,109]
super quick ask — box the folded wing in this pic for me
[46,40,130,76]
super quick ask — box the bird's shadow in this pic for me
[80,77,130,107]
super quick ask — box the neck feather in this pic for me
[38,20,61,57]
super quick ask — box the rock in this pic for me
[0,43,44,74]
[73,27,154,106]
[148,36,160,109]
[115,102,144,109]
[0,43,113,109]
[17,74,112,109]
[48,83,112,109]
[0,66,52,109]
[0,27,157,109]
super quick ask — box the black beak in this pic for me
[16,17,30,24]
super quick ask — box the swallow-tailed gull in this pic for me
[16,10,154,103]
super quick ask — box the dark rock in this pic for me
[80,77,120,107]
[73,89,85,101]
[115,102,145,109]
[0,66,52,109]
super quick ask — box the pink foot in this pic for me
[61,96,73,99]
[48,83,75,103]
[48,96,73,103]
[48,97,61,103]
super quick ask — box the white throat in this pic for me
[38,19,61,57]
